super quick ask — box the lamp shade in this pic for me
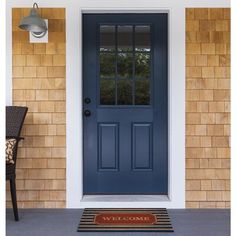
[19,8,47,33]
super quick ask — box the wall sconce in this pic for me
[19,3,48,43]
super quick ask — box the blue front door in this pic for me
[83,14,168,194]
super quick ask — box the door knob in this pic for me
[84,97,91,104]
[84,110,91,117]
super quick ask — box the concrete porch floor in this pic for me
[6,209,230,236]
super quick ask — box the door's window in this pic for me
[117,53,133,79]
[100,53,116,78]
[117,80,133,105]
[135,25,151,52]
[100,80,116,105]
[100,25,116,52]
[117,26,133,52]
[135,80,150,105]
[135,53,150,79]
[99,24,151,105]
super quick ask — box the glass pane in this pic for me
[135,26,151,52]
[135,80,150,105]
[100,25,115,52]
[118,26,133,52]
[100,80,116,105]
[117,80,133,105]
[117,53,133,79]
[135,53,150,79]
[100,53,116,78]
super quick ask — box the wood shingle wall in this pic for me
[7,8,66,208]
[186,8,230,208]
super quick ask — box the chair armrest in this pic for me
[6,136,25,141]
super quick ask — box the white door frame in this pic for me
[69,7,186,209]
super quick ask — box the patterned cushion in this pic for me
[6,139,17,165]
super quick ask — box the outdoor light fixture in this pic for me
[19,3,47,38]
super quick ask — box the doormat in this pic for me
[78,208,174,232]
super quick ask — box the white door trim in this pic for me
[70,7,186,208]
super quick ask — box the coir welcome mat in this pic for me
[78,208,174,232]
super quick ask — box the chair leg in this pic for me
[10,178,19,221]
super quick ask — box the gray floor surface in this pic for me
[6,209,230,236]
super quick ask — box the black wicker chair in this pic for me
[6,106,28,221]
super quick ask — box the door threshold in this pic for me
[82,195,170,202]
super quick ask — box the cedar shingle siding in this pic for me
[7,8,66,208]
[186,8,230,208]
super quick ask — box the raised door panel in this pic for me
[98,123,119,171]
[132,123,153,171]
